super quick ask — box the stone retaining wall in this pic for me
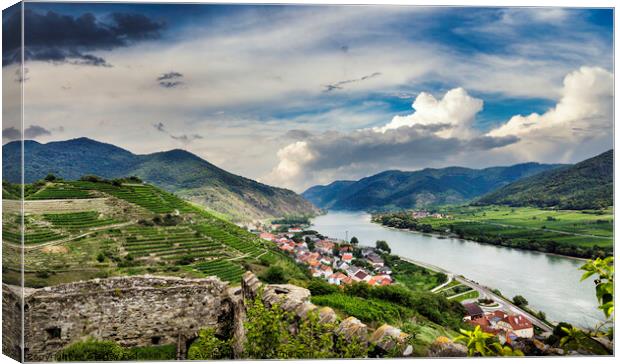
[4,275,230,361]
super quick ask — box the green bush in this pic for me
[55,339,127,361]
[261,266,286,284]
[187,328,231,360]
[126,345,177,360]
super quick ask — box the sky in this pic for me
[1,3,614,192]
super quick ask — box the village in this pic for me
[252,220,541,345]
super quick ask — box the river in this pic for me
[311,211,604,329]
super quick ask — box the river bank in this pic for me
[311,211,604,329]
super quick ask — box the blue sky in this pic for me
[2,4,614,191]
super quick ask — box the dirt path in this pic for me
[3,221,136,251]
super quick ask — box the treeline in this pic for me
[374,212,612,259]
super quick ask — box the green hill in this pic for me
[2,138,318,222]
[1,178,306,288]
[303,163,563,211]
[475,150,613,209]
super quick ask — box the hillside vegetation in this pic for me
[2,138,319,222]
[475,150,612,210]
[2,178,306,288]
[303,163,563,211]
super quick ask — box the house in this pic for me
[352,269,372,282]
[315,240,335,254]
[310,268,322,278]
[320,256,333,266]
[319,264,333,278]
[335,261,350,272]
[463,303,484,321]
[496,314,534,339]
[377,266,392,275]
[288,227,303,233]
[328,272,348,285]
[341,253,353,264]
[367,253,384,268]
[259,232,276,241]
[374,275,392,285]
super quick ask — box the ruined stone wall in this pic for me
[19,275,231,361]
[2,285,23,362]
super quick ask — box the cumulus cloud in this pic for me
[265,105,517,189]
[375,87,483,138]
[487,66,612,161]
[2,10,165,66]
[266,66,613,191]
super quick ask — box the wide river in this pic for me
[311,211,604,329]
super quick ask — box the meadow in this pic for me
[374,205,613,258]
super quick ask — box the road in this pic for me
[402,257,554,333]
[453,276,554,332]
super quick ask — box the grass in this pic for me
[311,293,413,326]
[194,259,245,283]
[26,184,93,200]
[388,257,447,291]
[450,290,480,302]
[44,211,118,230]
[427,206,613,247]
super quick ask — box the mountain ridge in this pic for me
[302,162,566,211]
[474,149,613,209]
[2,137,319,222]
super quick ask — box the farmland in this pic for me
[1,178,293,288]
[373,205,613,259]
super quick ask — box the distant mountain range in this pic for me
[2,138,319,221]
[475,150,613,210]
[303,163,566,211]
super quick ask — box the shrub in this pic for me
[512,295,528,307]
[55,339,127,361]
[307,279,339,296]
[187,328,231,360]
[96,252,105,263]
[126,345,176,360]
[261,266,286,284]
[176,255,194,266]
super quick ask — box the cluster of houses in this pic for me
[258,229,394,287]
[411,210,449,219]
[463,303,534,344]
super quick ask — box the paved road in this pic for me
[401,256,553,333]
[454,275,554,332]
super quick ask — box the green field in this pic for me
[375,205,613,259]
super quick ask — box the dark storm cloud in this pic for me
[323,72,382,92]
[152,122,202,143]
[2,10,165,66]
[295,125,519,172]
[2,127,21,141]
[157,71,184,88]
[2,124,55,141]
[24,125,52,139]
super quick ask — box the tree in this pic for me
[512,295,528,307]
[44,173,57,182]
[261,266,286,284]
[188,328,231,359]
[375,240,391,253]
[580,257,614,319]
[350,236,359,246]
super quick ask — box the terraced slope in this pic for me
[2,179,305,287]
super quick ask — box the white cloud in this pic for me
[267,66,613,191]
[375,87,483,138]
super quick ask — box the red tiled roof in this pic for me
[505,315,533,330]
